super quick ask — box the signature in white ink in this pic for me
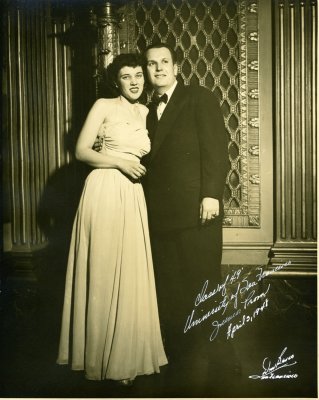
[210,309,241,341]
[195,269,242,307]
[249,347,298,380]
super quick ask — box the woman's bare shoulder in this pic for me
[94,97,118,107]
[137,103,149,115]
[89,97,119,115]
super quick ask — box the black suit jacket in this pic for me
[143,81,228,232]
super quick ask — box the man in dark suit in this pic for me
[142,43,229,364]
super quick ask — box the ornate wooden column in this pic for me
[270,0,317,274]
[2,1,96,279]
[95,1,120,95]
[3,2,70,250]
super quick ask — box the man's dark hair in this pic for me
[144,42,177,64]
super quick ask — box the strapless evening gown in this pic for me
[57,96,167,381]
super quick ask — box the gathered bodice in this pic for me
[97,96,150,160]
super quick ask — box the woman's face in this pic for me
[117,66,144,102]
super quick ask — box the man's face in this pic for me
[145,47,178,94]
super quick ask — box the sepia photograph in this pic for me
[1,0,317,398]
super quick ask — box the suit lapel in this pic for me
[149,82,187,161]
[147,103,158,144]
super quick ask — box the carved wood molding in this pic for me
[94,2,121,95]
[4,2,72,250]
[270,0,317,269]
[269,243,317,275]
[273,0,317,241]
[4,2,94,252]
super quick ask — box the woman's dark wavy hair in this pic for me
[101,53,146,102]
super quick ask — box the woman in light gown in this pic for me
[57,54,167,385]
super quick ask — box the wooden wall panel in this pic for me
[270,0,317,272]
[3,1,94,256]
[2,1,100,287]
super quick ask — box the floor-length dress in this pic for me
[57,96,167,381]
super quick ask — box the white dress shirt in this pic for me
[156,80,178,120]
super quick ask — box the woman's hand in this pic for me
[118,159,146,180]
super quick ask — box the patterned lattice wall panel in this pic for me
[118,0,260,228]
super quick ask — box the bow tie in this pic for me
[152,93,168,106]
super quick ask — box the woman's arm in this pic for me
[75,99,146,180]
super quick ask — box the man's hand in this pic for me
[200,197,220,225]
[92,136,103,152]
[118,159,146,180]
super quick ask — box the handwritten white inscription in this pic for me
[184,261,291,341]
